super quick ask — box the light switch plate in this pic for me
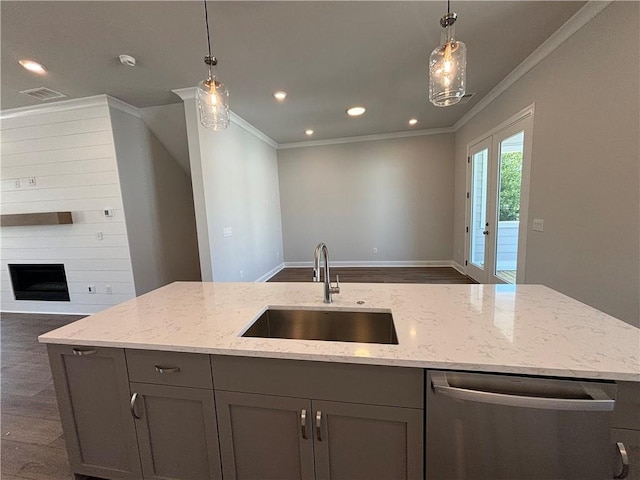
[533,219,544,232]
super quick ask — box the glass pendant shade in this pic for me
[429,22,467,107]
[197,77,230,130]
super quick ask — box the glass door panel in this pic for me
[495,131,524,284]
[470,149,489,269]
[466,137,493,284]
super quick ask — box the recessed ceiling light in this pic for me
[18,60,46,74]
[305,129,314,136]
[409,118,418,126]
[346,106,366,117]
[273,91,287,101]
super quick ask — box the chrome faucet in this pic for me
[313,243,340,303]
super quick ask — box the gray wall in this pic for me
[140,104,191,177]
[110,107,201,295]
[278,134,454,263]
[182,99,284,282]
[453,1,640,326]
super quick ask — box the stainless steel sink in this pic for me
[242,308,398,345]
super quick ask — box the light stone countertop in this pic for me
[38,282,640,382]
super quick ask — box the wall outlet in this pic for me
[223,227,233,237]
[88,285,96,294]
[239,270,244,279]
[96,231,103,241]
[533,219,544,232]
[27,177,37,187]
[372,247,378,255]
[14,179,21,189]
[105,285,112,295]
[104,209,113,217]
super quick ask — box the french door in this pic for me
[466,109,533,284]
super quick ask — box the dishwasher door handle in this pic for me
[430,372,614,411]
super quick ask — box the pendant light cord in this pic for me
[447,0,450,15]
[204,0,212,58]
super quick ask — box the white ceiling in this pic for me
[1,1,585,143]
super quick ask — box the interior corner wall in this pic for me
[109,107,201,295]
[453,1,640,326]
[182,99,284,282]
[277,134,455,263]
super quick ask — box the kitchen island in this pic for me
[39,282,639,480]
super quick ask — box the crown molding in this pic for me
[453,0,612,131]
[278,127,455,150]
[105,95,142,119]
[0,94,109,120]
[172,87,278,149]
[230,112,278,149]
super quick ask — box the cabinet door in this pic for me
[130,382,222,480]
[313,400,423,480]
[215,391,314,480]
[47,344,142,479]
[612,428,640,480]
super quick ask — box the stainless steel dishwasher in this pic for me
[426,370,628,480]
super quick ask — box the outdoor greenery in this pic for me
[499,152,523,221]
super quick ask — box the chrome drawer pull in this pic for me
[130,393,141,419]
[316,411,322,441]
[301,409,308,439]
[614,442,629,479]
[72,348,97,356]
[154,365,181,374]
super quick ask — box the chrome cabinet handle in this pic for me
[130,393,141,419]
[614,442,629,479]
[154,365,181,374]
[300,409,308,439]
[72,348,97,356]
[316,411,322,441]
[431,372,614,411]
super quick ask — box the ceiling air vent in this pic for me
[458,93,476,105]
[19,87,67,101]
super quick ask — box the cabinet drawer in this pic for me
[126,349,213,389]
[211,355,423,408]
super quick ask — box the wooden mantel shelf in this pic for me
[1,212,73,227]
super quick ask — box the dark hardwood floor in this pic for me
[1,312,83,480]
[0,268,470,479]
[269,266,475,284]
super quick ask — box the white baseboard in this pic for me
[255,263,285,282]
[283,260,455,268]
[451,261,466,275]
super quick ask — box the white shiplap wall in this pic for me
[0,98,136,314]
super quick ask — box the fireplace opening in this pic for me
[9,264,70,301]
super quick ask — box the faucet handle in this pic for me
[330,275,340,294]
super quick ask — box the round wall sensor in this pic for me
[119,55,136,67]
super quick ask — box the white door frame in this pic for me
[464,104,535,284]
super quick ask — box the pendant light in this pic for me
[428,0,467,107]
[196,0,229,130]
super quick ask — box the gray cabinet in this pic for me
[130,382,222,480]
[212,356,424,480]
[215,391,314,480]
[313,400,423,480]
[47,344,142,480]
[612,382,640,480]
